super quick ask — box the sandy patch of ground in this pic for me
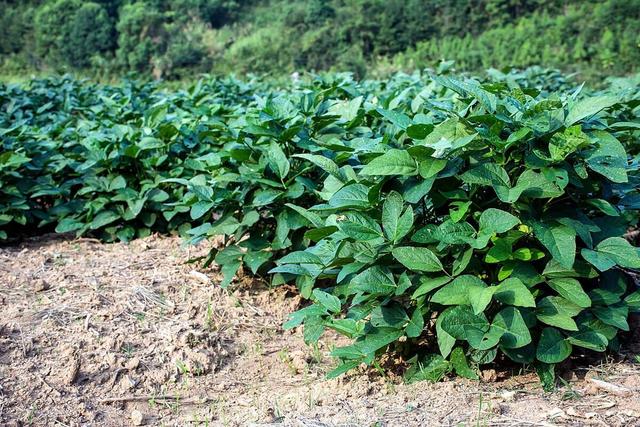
[0,235,639,426]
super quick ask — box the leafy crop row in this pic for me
[1,69,639,387]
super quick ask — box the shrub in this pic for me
[34,0,114,69]
[116,2,167,73]
[1,71,639,388]
[67,2,115,68]
[267,75,640,386]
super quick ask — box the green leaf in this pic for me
[536,327,572,364]
[353,327,403,354]
[392,246,443,272]
[412,276,451,299]
[547,278,591,308]
[350,266,396,295]
[588,237,640,269]
[405,308,424,338]
[329,184,371,208]
[493,278,536,307]
[404,354,450,383]
[492,307,532,349]
[436,312,456,358]
[625,291,640,311]
[566,331,608,352]
[339,212,383,241]
[267,142,290,179]
[460,163,511,202]
[450,347,478,380]
[360,149,417,176]
[592,305,629,331]
[431,275,487,306]
[312,289,341,314]
[419,158,447,178]
[90,210,120,230]
[278,251,324,265]
[586,199,619,217]
[377,107,412,130]
[440,305,489,340]
[536,297,582,331]
[469,286,495,315]
[371,304,409,328]
[532,222,576,269]
[294,154,341,179]
[382,191,413,242]
[565,95,617,126]
[479,208,520,235]
[583,131,628,183]
[326,361,361,379]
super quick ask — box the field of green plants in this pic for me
[1,67,640,389]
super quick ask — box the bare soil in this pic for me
[1,235,639,426]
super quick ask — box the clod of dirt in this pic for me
[126,357,140,371]
[499,390,516,402]
[289,350,308,373]
[490,401,505,415]
[481,369,497,382]
[131,409,144,426]
[34,279,50,292]
[61,352,80,385]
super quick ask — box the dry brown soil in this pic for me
[1,235,639,426]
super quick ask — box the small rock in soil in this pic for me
[126,357,140,371]
[481,369,497,382]
[131,409,144,426]
[61,356,80,385]
[34,279,50,292]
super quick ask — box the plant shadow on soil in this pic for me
[0,234,639,426]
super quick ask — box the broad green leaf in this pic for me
[583,131,628,183]
[460,163,510,202]
[349,266,396,295]
[312,289,341,314]
[593,237,640,269]
[419,158,447,178]
[566,331,607,351]
[392,246,443,272]
[412,276,451,299]
[479,208,520,235]
[90,210,120,230]
[493,278,536,307]
[328,184,371,208]
[406,308,424,338]
[536,327,572,364]
[592,305,629,331]
[382,191,413,242]
[625,291,640,311]
[439,305,489,340]
[565,95,617,126]
[536,297,582,331]
[278,251,324,265]
[360,149,417,176]
[450,347,479,380]
[532,222,576,269]
[436,312,456,358]
[547,278,591,308]
[294,154,341,179]
[267,142,290,179]
[404,354,450,383]
[338,212,383,241]
[431,275,487,306]
[371,304,409,328]
[492,307,532,349]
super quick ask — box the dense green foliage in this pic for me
[1,0,639,80]
[1,68,640,386]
